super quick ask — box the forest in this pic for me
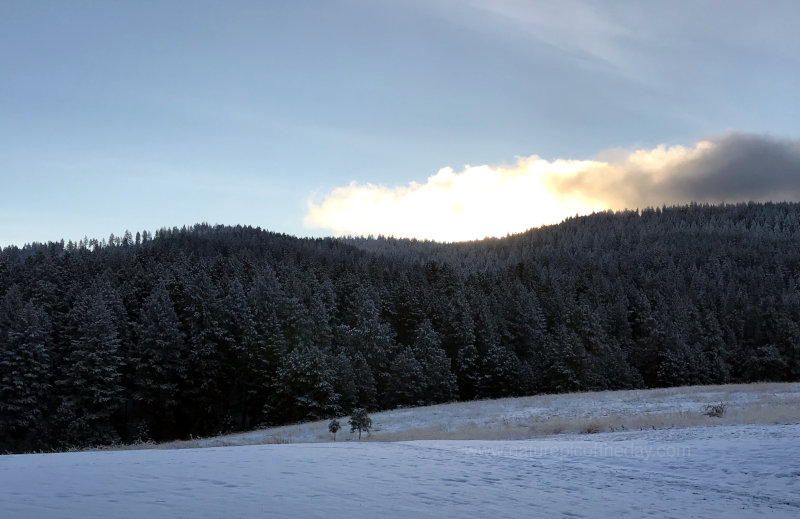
[1,202,799,453]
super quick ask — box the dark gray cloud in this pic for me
[670,134,800,202]
[545,134,800,209]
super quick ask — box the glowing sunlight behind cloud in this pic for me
[305,159,605,242]
[305,134,800,242]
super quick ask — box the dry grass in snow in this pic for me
[142,382,800,449]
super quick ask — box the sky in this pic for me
[1,0,799,246]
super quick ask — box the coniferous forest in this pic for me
[1,202,799,453]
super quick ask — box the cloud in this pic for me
[549,134,800,209]
[468,0,635,67]
[305,134,800,242]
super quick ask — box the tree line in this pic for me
[1,202,799,452]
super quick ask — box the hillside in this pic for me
[2,202,800,452]
[160,382,800,447]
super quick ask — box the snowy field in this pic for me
[170,382,800,447]
[3,384,799,517]
[2,423,799,518]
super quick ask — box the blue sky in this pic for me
[2,1,799,245]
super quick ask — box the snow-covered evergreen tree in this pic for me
[56,287,124,447]
[0,301,52,449]
[131,282,185,439]
[412,320,456,404]
[269,345,340,423]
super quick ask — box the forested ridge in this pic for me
[1,202,799,452]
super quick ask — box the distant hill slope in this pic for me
[162,382,800,447]
[2,202,799,452]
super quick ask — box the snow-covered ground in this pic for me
[2,423,799,518]
[170,382,800,447]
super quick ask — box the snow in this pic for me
[2,423,799,518]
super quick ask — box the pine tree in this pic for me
[334,285,398,401]
[349,351,378,410]
[328,418,340,441]
[131,282,185,439]
[179,267,228,435]
[412,320,457,404]
[454,342,481,400]
[269,345,340,423]
[478,343,523,398]
[348,407,372,440]
[218,277,258,429]
[55,288,124,447]
[0,302,52,451]
[245,267,290,425]
[385,347,424,407]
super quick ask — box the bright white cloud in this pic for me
[304,156,605,242]
[304,134,800,242]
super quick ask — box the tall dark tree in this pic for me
[131,282,185,439]
[0,302,52,450]
[269,345,340,423]
[218,277,258,427]
[412,320,457,404]
[178,267,228,435]
[55,287,124,447]
[384,346,424,407]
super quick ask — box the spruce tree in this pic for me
[131,282,185,439]
[348,408,372,440]
[269,345,340,423]
[385,346,424,407]
[412,320,456,404]
[0,302,52,451]
[56,288,124,447]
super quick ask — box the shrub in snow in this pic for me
[705,402,728,418]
